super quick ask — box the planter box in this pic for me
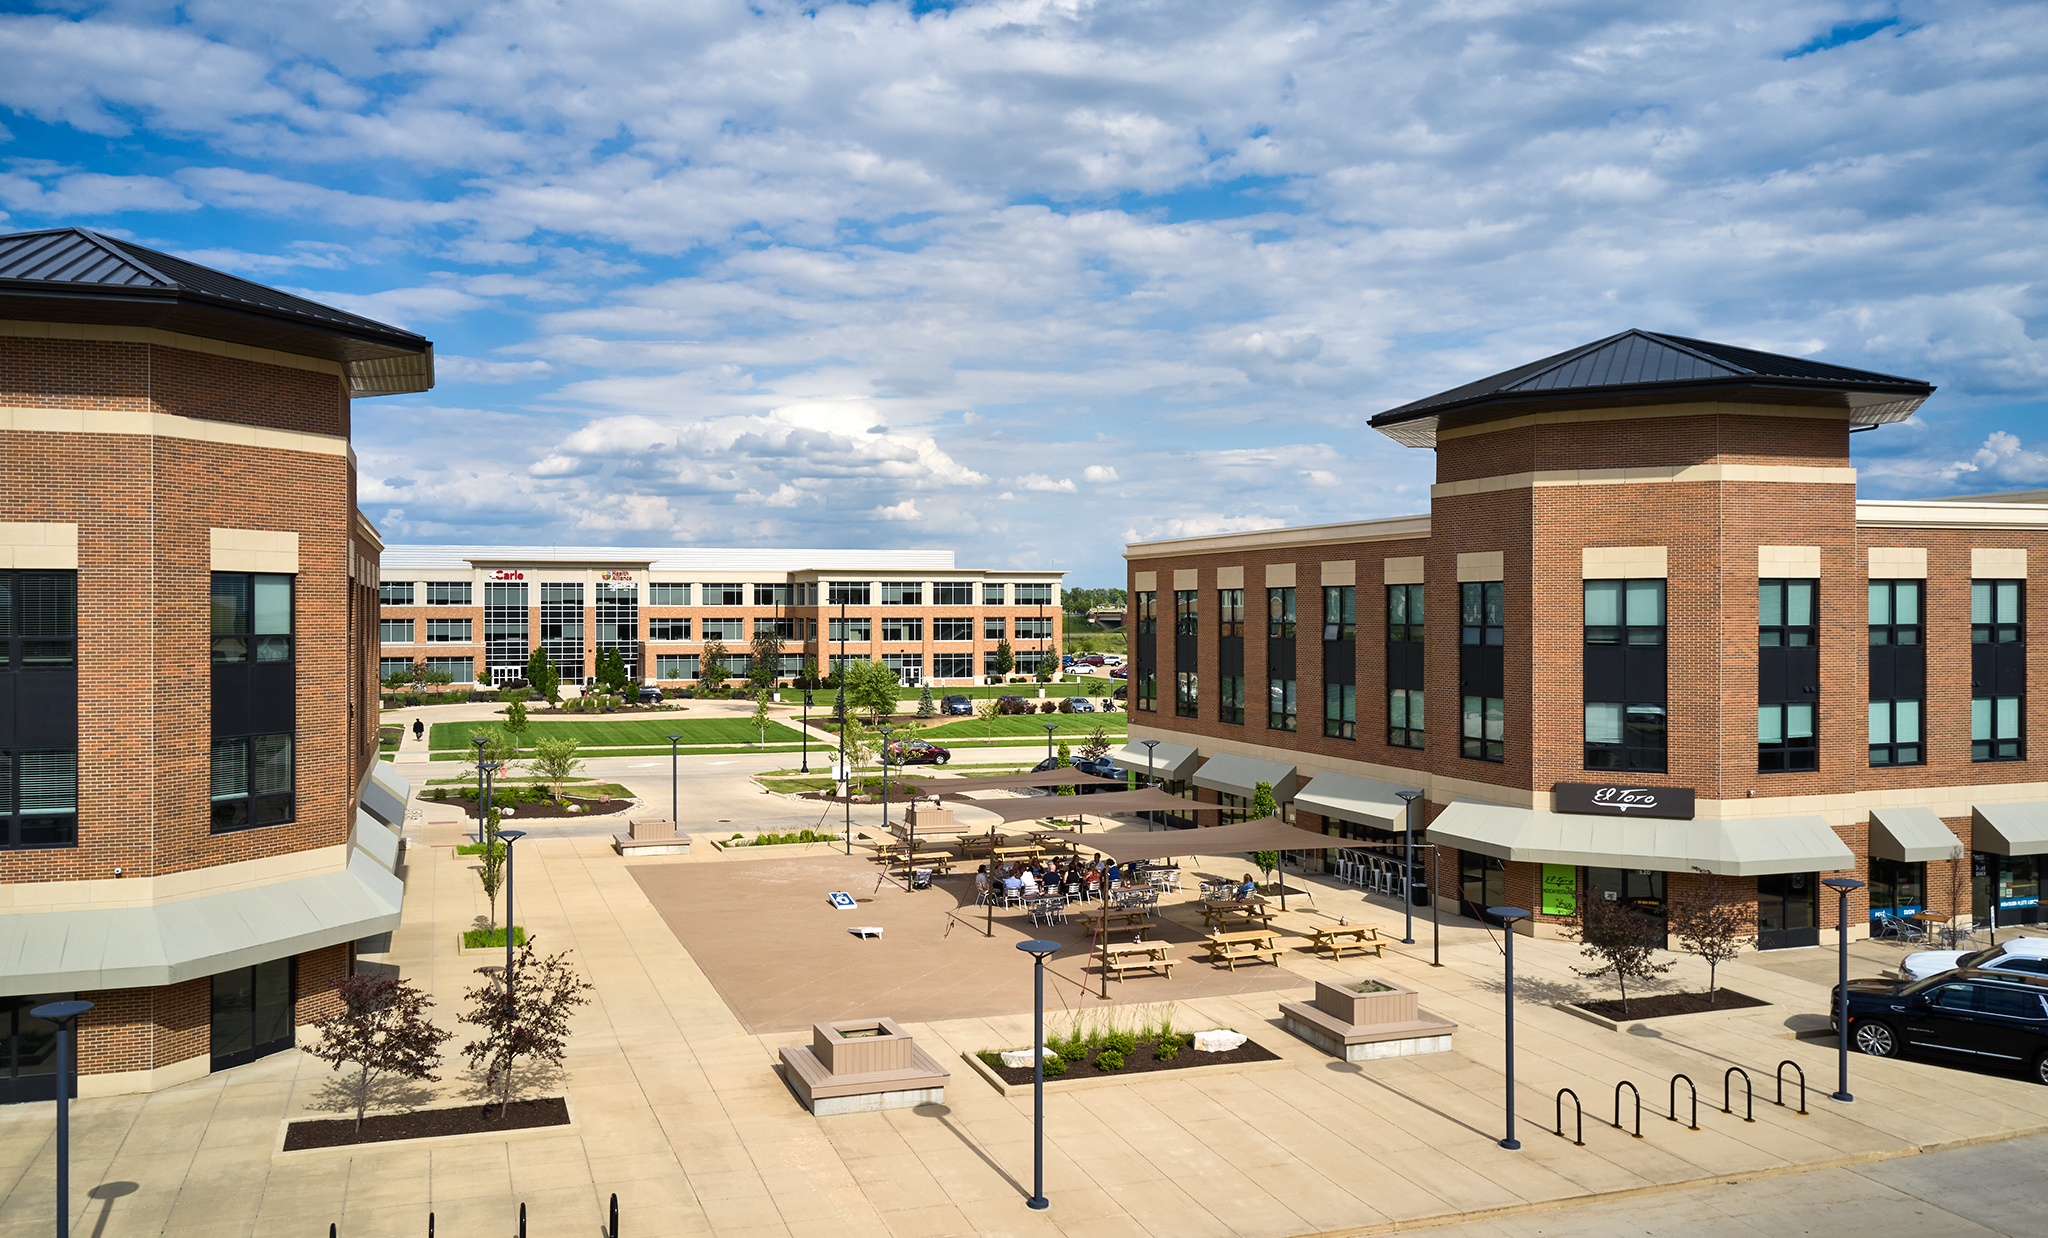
[1280,977,1456,1062]
[778,1017,950,1116]
[1313,979,1418,1027]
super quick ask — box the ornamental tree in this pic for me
[523,645,560,704]
[1564,883,1674,1018]
[305,973,453,1131]
[459,940,593,1115]
[1671,868,1755,1006]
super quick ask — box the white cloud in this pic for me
[1082,465,1119,483]
[1943,431,2048,486]
[873,500,921,521]
[434,355,555,383]
[1015,474,1077,493]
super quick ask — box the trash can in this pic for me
[911,868,933,891]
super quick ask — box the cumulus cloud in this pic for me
[873,500,922,521]
[1083,465,1119,483]
[1014,474,1078,493]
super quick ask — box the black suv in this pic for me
[1835,967,2048,1084]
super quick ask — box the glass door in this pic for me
[210,959,295,1072]
[1585,867,1668,948]
[1757,872,1819,949]
[1460,853,1508,924]
[0,995,69,1105]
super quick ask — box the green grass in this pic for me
[914,715,1125,740]
[431,718,808,751]
[887,681,1103,701]
[461,926,527,949]
[431,782,632,804]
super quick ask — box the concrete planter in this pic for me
[1280,977,1456,1062]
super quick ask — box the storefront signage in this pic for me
[1540,864,1577,916]
[1552,782,1695,820]
[489,570,525,580]
[600,571,634,581]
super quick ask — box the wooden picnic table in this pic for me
[1203,900,1275,930]
[989,845,1045,860]
[1099,942,1174,982]
[1307,924,1384,961]
[1202,929,1282,972]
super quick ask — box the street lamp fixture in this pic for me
[1488,905,1532,1149]
[1141,738,1160,831]
[1016,939,1062,1210]
[666,734,682,827]
[1041,722,1058,764]
[31,999,93,1238]
[1395,790,1422,945]
[1821,875,1866,1103]
[479,760,501,846]
[499,829,527,1015]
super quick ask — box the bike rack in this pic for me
[611,1192,621,1237]
[520,1201,528,1237]
[1722,1066,1755,1123]
[1668,1073,1699,1130]
[1554,1087,1585,1146]
[1612,1080,1643,1138]
[428,1213,435,1237]
[1775,1059,1809,1115]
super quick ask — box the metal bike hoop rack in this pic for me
[611,1192,621,1237]
[1555,1087,1585,1146]
[1613,1080,1643,1138]
[429,1213,435,1237]
[1775,1059,1809,1115]
[1668,1073,1700,1130]
[1722,1066,1756,1123]
[520,1201,528,1237]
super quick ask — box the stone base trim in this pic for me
[1279,999,1458,1062]
[779,1042,950,1115]
[78,1052,211,1099]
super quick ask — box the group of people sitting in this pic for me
[975,856,1155,901]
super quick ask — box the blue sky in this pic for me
[2,0,2045,585]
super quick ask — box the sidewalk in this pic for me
[4,822,2046,1238]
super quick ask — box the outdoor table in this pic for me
[990,845,1044,860]
[1203,900,1273,929]
[1308,924,1385,961]
[1099,941,1174,982]
[1202,930,1282,971]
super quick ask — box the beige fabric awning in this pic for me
[1294,772,1423,831]
[1109,739,1200,781]
[1427,800,1854,877]
[1972,802,2048,857]
[1868,806,1963,863]
[1191,753,1297,801]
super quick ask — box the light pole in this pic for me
[31,999,91,1238]
[666,734,681,826]
[1042,722,1057,764]
[479,760,501,846]
[838,594,849,854]
[1396,790,1421,945]
[879,726,898,885]
[1016,939,1061,1210]
[500,830,527,1006]
[471,735,488,817]
[1822,875,1865,1103]
[1489,905,1531,1149]
[1141,738,1159,830]
[800,688,812,774]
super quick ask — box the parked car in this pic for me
[637,684,661,703]
[1068,697,1096,712]
[1073,756,1126,789]
[885,739,952,765]
[1897,937,2048,982]
[1111,684,1127,700]
[1835,968,2048,1084]
[943,694,973,715]
[1109,667,1128,679]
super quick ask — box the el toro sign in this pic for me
[1552,782,1695,820]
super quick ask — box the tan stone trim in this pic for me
[1867,547,1928,579]
[1215,566,1244,589]
[1172,568,1198,591]
[79,1053,212,1097]
[1581,546,1667,579]
[211,528,300,574]
[1434,401,1852,442]
[1383,556,1424,585]
[1433,462,1858,499]
[0,522,78,569]
[1319,560,1355,587]
[1456,551,1504,582]
[0,844,347,913]
[1971,548,2027,579]
[1127,514,1429,558]
[1132,571,1157,591]
[0,405,348,458]
[1857,500,2048,531]
[1264,563,1296,588]
[0,319,345,377]
[1759,545,1822,578]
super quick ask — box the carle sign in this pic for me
[1552,782,1695,820]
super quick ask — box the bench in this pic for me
[1203,930,1282,971]
[1100,944,1174,982]
[1308,925,1385,962]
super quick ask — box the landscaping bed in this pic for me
[282,1098,568,1151]
[977,1035,1278,1085]
[444,795,631,820]
[1570,989,1769,1022]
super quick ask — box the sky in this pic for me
[2,1,2044,586]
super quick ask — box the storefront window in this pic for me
[1867,857,1926,920]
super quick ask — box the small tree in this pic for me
[477,666,493,686]
[530,738,585,802]
[847,658,900,723]
[976,697,1001,738]
[459,941,593,1115]
[524,646,560,704]
[1670,868,1756,1007]
[749,623,785,694]
[1250,780,1281,887]
[593,647,630,696]
[750,688,772,745]
[1054,741,1075,797]
[1080,726,1111,764]
[700,638,731,690]
[915,684,936,719]
[502,699,530,756]
[992,639,1015,680]
[799,656,821,688]
[1564,883,1674,1018]
[477,808,506,930]
[305,973,454,1131]
[411,658,453,689]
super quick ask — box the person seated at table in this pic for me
[1235,873,1258,900]
[974,865,990,896]
[1003,871,1024,896]
[1083,864,1102,898]
[1019,868,1039,895]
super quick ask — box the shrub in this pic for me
[1039,700,1057,713]
[1155,1041,1179,1062]
[1042,1054,1067,1076]
[1094,1049,1125,1070]
[430,787,448,801]
[1058,696,1075,713]
[1102,1030,1136,1055]
[978,1050,1004,1069]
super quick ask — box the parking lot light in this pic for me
[1822,876,1866,1103]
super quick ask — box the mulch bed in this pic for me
[444,796,631,820]
[983,1036,1278,1085]
[1573,988,1769,1021]
[282,1097,569,1150]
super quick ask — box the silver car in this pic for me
[1896,938,2048,982]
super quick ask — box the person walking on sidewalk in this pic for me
[412,718,425,743]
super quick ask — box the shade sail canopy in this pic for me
[1191,753,1297,801]
[1036,816,1340,863]
[1109,739,1200,781]
[1972,802,2048,857]
[1868,806,1963,863]
[1294,772,1422,830]
[920,769,1123,792]
[1427,800,1854,877]
[943,787,1192,825]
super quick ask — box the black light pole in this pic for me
[1141,738,1159,830]
[838,594,849,854]
[1489,905,1531,1149]
[666,733,681,825]
[879,725,897,883]
[1042,722,1057,764]
[1823,876,1866,1103]
[471,735,488,820]
[31,999,91,1238]
[479,760,501,846]
[500,830,527,1002]
[800,687,812,774]
[1429,843,1442,967]
[1396,790,1421,944]
[1016,939,1061,1210]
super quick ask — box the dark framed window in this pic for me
[1583,703,1666,771]
[1868,581,1922,645]
[1585,579,1666,772]
[1269,677,1296,731]
[983,583,1006,606]
[827,618,870,642]
[1868,857,1927,920]
[1869,700,1922,766]
[1136,667,1157,712]
[699,582,743,606]
[648,619,691,641]
[1219,675,1244,725]
[1174,590,1198,636]
[933,582,974,606]
[1758,702,1816,771]
[1759,579,1816,646]
[212,572,294,832]
[1175,670,1198,718]
[1134,592,1156,634]
[1,572,78,849]
[1973,697,2022,762]
[483,581,528,680]
[1582,579,1662,646]
[210,734,294,831]
[1218,792,1253,826]
[755,616,798,639]
[1462,695,1503,761]
[822,582,865,606]
[423,619,470,642]
[1016,583,1053,605]
[934,618,972,641]
[1970,578,2024,762]
[880,616,923,642]
[1973,580,2022,644]
[0,995,70,1103]
[1387,583,1424,643]
[424,581,470,606]
[1268,588,1295,638]
[539,582,584,681]
[933,653,971,677]
[0,751,77,849]
[1218,589,1244,638]
[879,581,923,606]
[1324,683,1355,739]
[984,617,1006,639]
[1389,688,1424,749]
[378,581,413,606]
[210,959,294,1072]
[1322,586,1355,642]
[1016,617,1053,640]
[1460,582,1503,647]
[648,582,692,606]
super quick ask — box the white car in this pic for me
[1897,937,2048,982]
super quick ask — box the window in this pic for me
[983,651,1007,676]
[1973,580,2023,644]
[1218,793,1253,826]
[693,583,738,607]
[720,654,752,680]
[0,751,76,849]
[1868,857,1926,920]
[210,734,294,831]
[879,581,923,606]
[880,616,923,642]
[1015,617,1052,640]
[648,583,692,606]
[483,581,529,677]
[212,572,293,833]
[828,582,871,606]
[1268,588,1296,638]
[984,617,1006,640]
[1135,592,1157,633]
[424,619,471,642]
[427,656,473,682]
[1389,689,1424,749]
[934,618,973,641]
[540,583,584,681]
[378,582,413,606]
[1869,700,1922,766]
[1014,650,1046,673]
[1461,582,1504,646]
[1387,584,1424,642]
[1973,697,2023,762]
[831,654,867,674]
[1220,675,1244,724]
[753,583,792,607]
[3,572,76,671]
[1584,703,1666,771]
[933,582,973,606]
[656,654,699,679]
[210,959,293,1072]
[1218,589,1245,637]
[777,652,804,677]
[1136,666,1157,712]
[703,617,746,642]
[1758,703,1816,771]
[1868,581,1922,645]
[424,581,472,606]
[828,617,871,642]
[379,657,412,681]
[1462,696,1504,761]
[1759,580,1816,646]
[1269,677,1296,731]
[1324,683,1356,739]
[1323,586,1356,642]
[1016,583,1053,605]
[1582,580,1663,646]
[934,653,972,678]
[1174,590,1198,636]
[882,653,923,681]
[594,582,639,679]
[1585,580,1666,772]
[648,619,691,642]
[1971,579,2024,762]
[755,617,797,639]
[983,583,1006,606]
[1175,670,1198,718]
[379,619,413,644]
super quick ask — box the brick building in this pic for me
[376,546,1064,689]
[0,227,421,1099]
[1121,330,2047,948]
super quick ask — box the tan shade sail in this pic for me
[1427,800,1854,877]
[1868,806,1963,863]
[1034,816,1341,864]
[1190,752,1297,801]
[917,769,1123,793]
[1109,738,1200,780]
[1293,771,1423,830]
[944,787,1203,824]
[1972,802,2048,857]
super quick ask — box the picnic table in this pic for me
[1203,900,1275,930]
[1307,924,1384,961]
[1099,942,1175,982]
[888,855,955,876]
[989,845,1045,860]
[1087,909,1155,937]
[1202,929,1282,972]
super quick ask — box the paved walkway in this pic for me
[3,805,2046,1237]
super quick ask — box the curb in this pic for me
[1553,998,1781,1033]
[958,1046,1290,1097]
[272,1094,577,1161]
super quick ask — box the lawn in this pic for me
[913,714,1126,740]
[888,682,1106,701]
[430,718,809,751]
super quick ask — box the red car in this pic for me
[1109,667,1128,679]
[885,739,952,765]
[1078,653,1107,665]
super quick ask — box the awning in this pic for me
[1191,753,1297,801]
[1428,800,1854,877]
[1868,806,1963,863]
[354,809,401,872]
[359,761,412,829]
[1294,772,1423,831]
[1972,802,2048,857]
[1036,816,1339,864]
[1109,739,1199,781]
